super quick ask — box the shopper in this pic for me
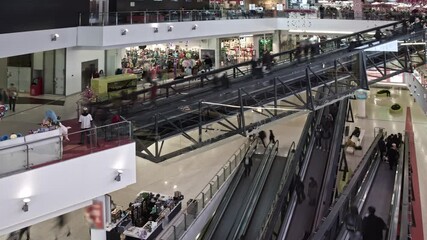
[78,107,93,145]
[295,176,305,204]
[7,83,18,112]
[307,177,318,206]
[344,206,363,240]
[258,130,267,148]
[269,130,275,143]
[386,143,399,170]
[19,226,30,240]
[378,136,387,161]
[315,125,323,149]
[243,155,252,177]
[54,214,71,240]
[362,206,387,240]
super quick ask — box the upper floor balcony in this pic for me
[0,119,136,235]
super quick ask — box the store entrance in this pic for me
[81,60,98,91]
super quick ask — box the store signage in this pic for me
[85,200,104,229]
[249,4,256,10]
[364,40,398,52]
[240,1,244,6]
[276,4,283,11]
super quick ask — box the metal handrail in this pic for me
[310,133,383,239]
[158,137,258,240]
[234,140,280,239]
[398,133,410,239]
[257,141,296,239]
[388,134,407,239]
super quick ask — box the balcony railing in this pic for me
[0,120,132,178]
[78,8,401,27]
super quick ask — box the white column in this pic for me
[272,30,281,54]
[207,38,221,69]
[106,48,126,76]
[357,99,366,118]
[355,90,367,118]
[253,36,261,59]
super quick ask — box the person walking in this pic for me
[378,136,387,161]
[362,206,387,240]
[315,125,323,149]
[243,155,252,177]
[386,143,399,170]
[78,107,93,145]
[307,177,318,206]
[54,214,71,240]
[344,206,363,240]
[322,128,332,151]
[258,130,267,148]
[7,83,18,112]
[295,176,306,204]
[269,130,275,143]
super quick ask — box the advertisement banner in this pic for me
[85,200,104,229]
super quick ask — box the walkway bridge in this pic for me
[108,21,425,162]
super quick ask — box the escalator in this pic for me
[311,130,406,240]
[279,98,348,239]
[239,143,296,239]
[200,141,279,240]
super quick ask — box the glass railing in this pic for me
[0,120,132,178]
[78,9,403,26]
[157,137,259,240]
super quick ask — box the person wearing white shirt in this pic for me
[78,107,93,144]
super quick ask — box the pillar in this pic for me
[353,0,363,20]
[106,48,126,76]
[355,90,367,118]
[272,30,281,54]
[253,36,261,60]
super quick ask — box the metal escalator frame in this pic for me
[259,107,321,240]
[398,133,410,240]
[232,140,280,240]
[312,98,349,230]
[256,141,296,239]
[158,137,258,240]
[310,133,383,240]
[135,30,426,162]
[200,140,276,239]
[276,92,328,240]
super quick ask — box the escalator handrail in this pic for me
[310,133,383,239]
[262,106,319,240]
[398,133,410,240]
[257,141,296,239]
[232,140,280,240]
[312,98,349,230]
[200,140,273,239]
[279,103,326,239]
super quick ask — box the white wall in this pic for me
[0,142,136,235]
[65,48,105,95]
[0,28,77,59]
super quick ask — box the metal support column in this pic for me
[238,88,246,136]
[154,114,159,159]
[274,77,278,116]
[334,60,338,94]
[305,67,315,111]
[383,51,387,76]
[359,52,369,90]
[198,102,203,143]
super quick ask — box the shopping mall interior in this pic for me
[0,0,427,240]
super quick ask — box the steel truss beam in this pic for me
[136,35,426,162]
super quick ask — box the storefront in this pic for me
[106,191,183,240]
[219,34,273,66]
[121,39,217,80]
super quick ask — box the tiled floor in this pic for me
[1,85,427,240]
